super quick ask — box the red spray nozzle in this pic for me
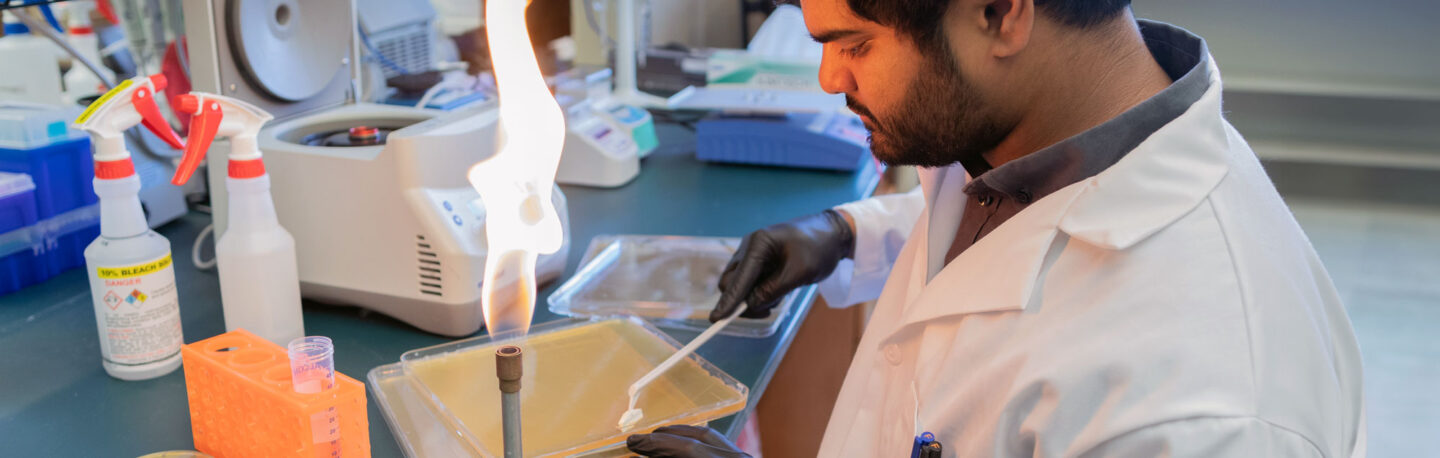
[95,0,121,25]
[176,93,200,113]
[171,95,223,186]
[132,75,185,150]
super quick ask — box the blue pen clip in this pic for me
[910,431,937,458]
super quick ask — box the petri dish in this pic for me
[370,363,491,458]
[547,235,797,338]
[393,317,747,457]
[369,364,639,458]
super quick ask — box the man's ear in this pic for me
[982,0,1035,58]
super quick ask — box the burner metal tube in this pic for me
[496,345,523,458]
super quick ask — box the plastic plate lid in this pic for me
[547,235,797,338]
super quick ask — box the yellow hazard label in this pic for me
[75,79,135,125]
[96,254,173,279]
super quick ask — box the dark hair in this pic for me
[814,0,1133,49]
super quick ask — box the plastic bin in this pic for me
[0,172,39,293]
[0,103,88,150]
[0,203,100,296]
[0,135,96,219]
[0,112,101,295]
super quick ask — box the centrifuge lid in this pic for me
[228,0,351,102]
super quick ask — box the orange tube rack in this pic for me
[181,329,369,458]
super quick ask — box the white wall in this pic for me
[570,0,743,66]
[1135,0,1440,170]
[1134,0,1440,100]
[648,0,743,49]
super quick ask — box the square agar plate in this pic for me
[547,235,798,338]
[368,363,637,458]
[390,317,748,457]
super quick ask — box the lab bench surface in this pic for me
[0,123,879,457]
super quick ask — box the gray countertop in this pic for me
[0,122,878,456]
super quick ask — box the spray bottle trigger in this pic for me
[96,0,120,25]
[171,96,223,186]
[149,74,169,91]
[132,83,186,150]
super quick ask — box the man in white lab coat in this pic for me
[628,0,1365,456]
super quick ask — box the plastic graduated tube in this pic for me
[181,329,369,458]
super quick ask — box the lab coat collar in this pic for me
[884,60,1230,344]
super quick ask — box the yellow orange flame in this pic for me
[470,0,567,336]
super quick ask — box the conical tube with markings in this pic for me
[289,336,341,458]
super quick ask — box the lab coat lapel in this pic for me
[920,166,970,281]
[881,185,1080,347]
[880,58,1232,344]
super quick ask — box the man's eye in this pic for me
[840,41,869,58]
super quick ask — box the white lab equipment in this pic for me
[75,75,188,381]
[183,0,571,336]
[0,22,63,105]
[549,67,657,187]
[62,10,115,104]
[608,0,693,108]
[170,93,304,347]
[556,95,640,187]
[672,4,844,113]
[356,0,437,79]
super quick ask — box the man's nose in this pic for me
[818,57,857,95]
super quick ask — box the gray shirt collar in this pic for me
[962,20,1213,201]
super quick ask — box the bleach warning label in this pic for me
[88,253,183,366]
[96,254,174,279]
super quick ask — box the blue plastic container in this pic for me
[0,203,99,296]
[0,136,101,296]
[0,172,40,294]
[0,135,97,218]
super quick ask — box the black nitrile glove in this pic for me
[710,209,854,322]
[627,425,751,458]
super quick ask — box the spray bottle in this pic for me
[75,74,188,381]
[171,92,304,346]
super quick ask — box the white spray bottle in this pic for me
[75,74,188,381]
[170,92,304,346]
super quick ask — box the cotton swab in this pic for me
[618,303,749,431]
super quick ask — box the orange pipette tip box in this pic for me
[181,329,370,458]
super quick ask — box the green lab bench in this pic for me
[0,122,879,457]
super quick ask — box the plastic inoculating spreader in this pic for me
[370,317,748,457]
[182,329,369,457]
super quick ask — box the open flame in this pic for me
[469,0,567,336]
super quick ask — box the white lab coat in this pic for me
[814,59,1366,457]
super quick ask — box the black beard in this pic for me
[851,45,1015,169]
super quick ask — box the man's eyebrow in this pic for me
[810,29,863,44]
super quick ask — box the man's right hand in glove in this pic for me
[710,209,856,322]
